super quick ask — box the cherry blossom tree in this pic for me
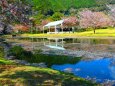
[63,16,78,26]
[14,24,29,32]
[41,20,50,26]
[36,19,51,31]
[63,16,79,32]
[0,0,32,34]
[79,10,111,34]
[107,5,115,26]
[111,8,115,26]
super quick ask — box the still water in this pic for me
[7,37,115,53]
[52,58,115,83]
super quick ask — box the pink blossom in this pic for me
[63,16,79,27]
[80,10,112,28]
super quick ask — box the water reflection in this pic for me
[52,58,115,83]
[6,37,115,52]
[44,38,65,50]
[43,38,115,53]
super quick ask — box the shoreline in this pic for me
[42,49,115,59]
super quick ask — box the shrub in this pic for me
[8,46,33,59]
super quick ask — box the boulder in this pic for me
[7,56,16,60]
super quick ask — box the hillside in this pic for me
[33,0,115,15]
[33,0,96,11]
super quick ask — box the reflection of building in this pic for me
[44,38,65,50]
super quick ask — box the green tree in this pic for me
[33,0,52,15]
[51,12,64,21]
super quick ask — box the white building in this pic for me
[43,20,74,34]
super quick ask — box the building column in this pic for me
[61,23,63,33]
[55,25,57,34]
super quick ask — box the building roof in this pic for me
[44,20,64,27]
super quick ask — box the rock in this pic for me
[64,68,73,73]
[13,59,27,65]
[7,56,16,60]
[13,59,21,63]
[30,63,47,67]
[31,63,40,67]
[25,63,31,66]
[38,62,47,68]
[11,59,47,68]
[19,60,28,65]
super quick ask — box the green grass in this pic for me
[0,46,13,65]
[0,65,99,86]
[0,59,13,65]
[21,28,115,38]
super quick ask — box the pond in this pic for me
[6,37,115,53]
[6,37,115,84]
[52,57,115,85]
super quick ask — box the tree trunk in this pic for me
[94,28,96,34]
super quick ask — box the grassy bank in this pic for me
[0,65,99,86]
[0,46,13,65]
[20,28,115,38]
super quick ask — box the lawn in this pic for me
[21,28,115,38]
[0,58,13,65]
[0,65,99,86]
